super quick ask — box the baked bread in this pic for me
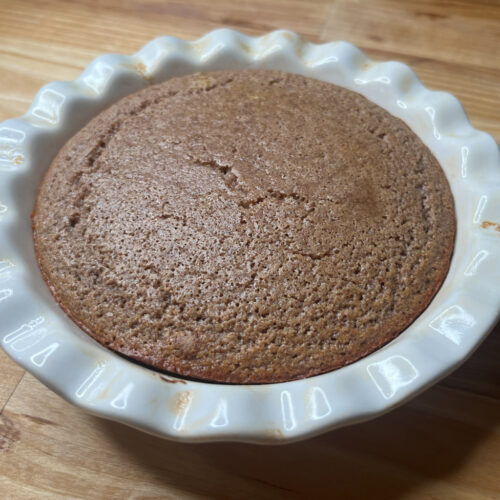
[32,70,455,383]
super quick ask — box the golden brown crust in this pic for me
[32,70,455,384]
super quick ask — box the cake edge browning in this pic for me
[31,70,456,385]
[32,204,455,385]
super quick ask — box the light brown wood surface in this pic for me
[1,0,499,498]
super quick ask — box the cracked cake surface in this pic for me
[32,70,455,383]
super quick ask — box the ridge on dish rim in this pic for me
[0,29,499,444]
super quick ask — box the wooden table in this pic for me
[1,1,499,498]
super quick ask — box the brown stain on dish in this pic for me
[95,385,111,401]
[133,62,154,84]
[72,83,97,98]
[159,374,187,385]
[258,33,272,46]
[121,61,154,84]
[171,391,192,417]
[0,415,20,453]
[89,370,121,403]
[481,221,500,232]
[13,155,24,165]
[238,40,251,54]
[263,428,284,439]
[294,40,307,59]
[191,38,210,55]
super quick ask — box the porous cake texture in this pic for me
[32,70,455,383]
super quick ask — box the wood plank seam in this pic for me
[0,372,26,415]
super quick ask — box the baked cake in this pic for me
[32,70,455,383]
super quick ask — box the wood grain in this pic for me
[323,0,500,142]
[0,369,498,499]
[0,0,499,498]
[0,351,24,412]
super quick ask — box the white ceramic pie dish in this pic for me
[1,29,499,444]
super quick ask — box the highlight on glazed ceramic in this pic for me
[0,29,499,443]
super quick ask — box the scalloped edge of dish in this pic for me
[0,29,499,444]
